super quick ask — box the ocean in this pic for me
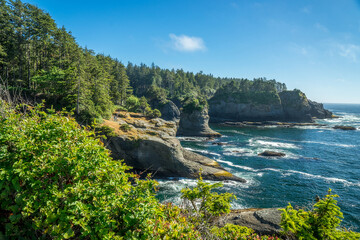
[156,103,360,231]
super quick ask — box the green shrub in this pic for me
[94,125,116,138]
[211,223,254,240]
[125,95,140,112]
[182,97,207,114]
[280,189,360,240]
[146,108,162,119]
[120,123,132,132]
[0,102,199,239]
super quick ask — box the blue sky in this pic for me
[24,0,360,103]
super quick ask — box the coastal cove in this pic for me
[157,103,360,231]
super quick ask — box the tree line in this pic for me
[0,0,287,122]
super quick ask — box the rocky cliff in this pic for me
[150,99,180,122]
[101,112,244,182]
[209,89,333,123]
[177,107,221,137]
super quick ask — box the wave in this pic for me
[249,139,300,149]
[254,136,356,148]
[214,159,360,187]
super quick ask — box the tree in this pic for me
[280,189,360,240]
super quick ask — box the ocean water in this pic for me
[156,104,360,230]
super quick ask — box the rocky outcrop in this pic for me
[102,112,244,182]
[333,125,357,130]
[215,208,282,236]
[151,100,180,122]
[208,101,284,123]
[308,100,333,119]
[177,107,221,137]
[259,151,286,157]
[278,90,313,122]
[209,89,333,123]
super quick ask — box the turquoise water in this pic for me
[157,104,360,230]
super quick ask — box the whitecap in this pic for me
[249,139,300,149]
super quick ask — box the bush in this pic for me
[125,95,140,112]
[146,108,162,119]
[280,189,360,240]
[0,102,199,239]
[182,97,207,114]
[120,123,132,132]
[94,125,116,138]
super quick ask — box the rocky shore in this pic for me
[101,112,244,182]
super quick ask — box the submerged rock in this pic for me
[177,107,221,137]
[102,112,244,182]
[258,151,286,157]
[333,125,357,130]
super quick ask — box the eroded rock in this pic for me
[101,112,244,182]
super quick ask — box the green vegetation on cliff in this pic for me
[210,79,284,105]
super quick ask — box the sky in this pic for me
[24,0,360,103]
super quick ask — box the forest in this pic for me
[0,0,288,123]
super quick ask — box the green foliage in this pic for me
[180,173,238,238]
[0,102,200,239]
[211,223,254,240]
[181,174,235,221]
[120,123,132,132]
[94,125,116,138]
[210,79,282,105]
[280,189,360,240]
[125,95,140,112]
[182,96,208,114]
[149,108,162,118]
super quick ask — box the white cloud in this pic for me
[169,34,206,52]
[337,44,360,62]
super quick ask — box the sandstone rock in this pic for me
[333,125,357,130]
[177,107,221,137]
[258,151,286,157]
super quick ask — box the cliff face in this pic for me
[102,112,244,182]
[177,107,221,137]
[209,101,284,122]
[151,100,180,122]
[209,89,333,123]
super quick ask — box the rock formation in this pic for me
[102,112,244,182]
[209,89,333,123]
[258,151,286,157]
[333,125,357,130]
[151,99,180,122]
[177,107,221,137]
[215,208,282,236]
